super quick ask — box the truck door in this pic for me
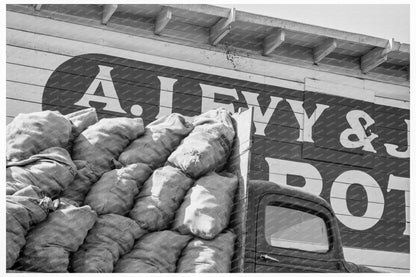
[254,193,344,272]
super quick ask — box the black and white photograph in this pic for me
[4,1,412,274]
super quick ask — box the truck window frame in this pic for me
[263,202,332,254]
[256,193,339,262]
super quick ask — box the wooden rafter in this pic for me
[102,4,118,25]
[313,38,337,64]
[154,7,172,35]
[361,39,400,74]
[210,8,235,46]
[263,29,285,56]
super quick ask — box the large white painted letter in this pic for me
[340,110,378,153]
[387,174,410,236]
[200,84,237,113]
[265,157,323,196]
[384,119,410,158]
[241,91,283,136]
[155,76,178,119]
[286,99,329,142]
[74,65,127,114]
[330,170,384,230]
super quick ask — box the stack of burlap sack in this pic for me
[6,107,238,273]
[6,109,99,272]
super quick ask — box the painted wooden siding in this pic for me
[6,10,410,272]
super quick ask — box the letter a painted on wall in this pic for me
[74,65,127,114]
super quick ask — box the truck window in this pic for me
[265,205,329,253]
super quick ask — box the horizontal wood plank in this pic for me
[6,63,51,87]
[6,45,300,101]
[6,45,70,70]
[265,171,410,193]
[5,75,303,131]
[364,79,409,101]
[6,27,304,92]
[305,77,374,102]
[305,78,409,109]
[7,98,42,116]
[374,96,409,109]
[7,80,43,103]
[8,47,409,136]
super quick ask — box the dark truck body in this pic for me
[228,108,376,273]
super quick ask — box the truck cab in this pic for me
[241,180,376,273]
[227,108,378,273]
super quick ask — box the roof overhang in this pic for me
[9,4,410,85]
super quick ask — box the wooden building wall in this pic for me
[6,7,410,272]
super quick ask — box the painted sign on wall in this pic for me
[42,54,410,253]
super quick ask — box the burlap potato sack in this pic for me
[173,172,238,239]
[129,165,194,231]
[167,108,235,178]
[84,163,152,215]
[65,107,98,137]
[6,147,76,198]
[71,214,146,273]
[6,186,52,269]
[118,113,193,169]
[72,117,144,176]
[7,110,72,163]
[114,230,191,273]
[177,231,236,273]
[17,202,97,272]
[61,160,100,206]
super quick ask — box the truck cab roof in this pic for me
[248,180,334,215]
